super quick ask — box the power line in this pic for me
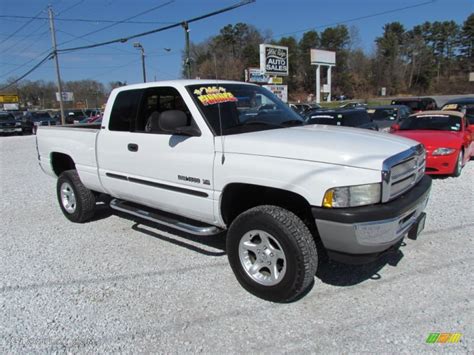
[273,0,436,38]
[0,14,175,25]
[0,0,256,88]
[58,0,256,54]
[0,7,46,45]
[56,0,175,47]
[1,22,50,53]
[57,29,136,55]
[0,53,53,91]
[56,0,85,16]
[0,48,52,78]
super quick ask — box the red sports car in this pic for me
[391,110,472,177]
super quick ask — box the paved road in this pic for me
[1,136,472,353]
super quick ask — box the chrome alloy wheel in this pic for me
[238,230,287,286]
[60,182,77,213]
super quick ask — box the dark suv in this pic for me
[368,105,411,132]
[390,97,437,112]
[305,108,378,130]
[21,111,57,134]
[0,111,22,135]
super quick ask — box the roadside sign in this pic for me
[3,103,19,110]
[0,94,19,103]
[56,92,74,102]
[259,44,289,76]
[245,68,270,83]
[310,49,336,66]
[263,84,288,103]
[269,77,283,84]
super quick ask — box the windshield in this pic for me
[399,114,461,131]
[392,100,422,110]
[30,112,51,120]
[0,113,14,120]
[306,110,370,127]
[369,108,397,120]
[442,103,474,123]
[187,84,303,135]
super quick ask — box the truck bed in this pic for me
[36,125,105,193]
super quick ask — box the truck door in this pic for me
[97,86,216,225]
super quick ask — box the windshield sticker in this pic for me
[416,115,449,118]
[442,104,458,110]
[193,86,238,106]
[312,115,334,119]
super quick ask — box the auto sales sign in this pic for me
[259,44,288,76]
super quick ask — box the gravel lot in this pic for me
[1,135,473,353]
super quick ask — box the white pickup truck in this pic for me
[37,80,431,302]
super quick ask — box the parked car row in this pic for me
[296,96,474,177]
[0,108,102,135]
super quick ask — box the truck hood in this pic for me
[221,125,418,171]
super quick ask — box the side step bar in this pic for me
[109,199,223,236]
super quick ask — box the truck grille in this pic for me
[381,144,425,202]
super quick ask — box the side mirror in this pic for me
[158,110,200,136]
[390,124,400,132]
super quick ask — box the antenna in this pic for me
[213,54,225,164]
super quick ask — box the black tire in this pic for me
[57,170,96,223]
[452,150,463,177]
[226,205,318,302]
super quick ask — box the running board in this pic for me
[110,199,223,236]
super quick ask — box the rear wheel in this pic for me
[57,170,96,223]
[453,150,463,177]
[226,205,318,302]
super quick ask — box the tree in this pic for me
[298,31,320,92]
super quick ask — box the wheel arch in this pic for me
[220,182,314,227]
[50,152,76,177]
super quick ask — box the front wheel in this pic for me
[57,170,96,223]
[226,205,318,302]
[452,150,463,177]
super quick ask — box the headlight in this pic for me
[323,183,381,208]
[15,122,21,126]
[432,147,456,156]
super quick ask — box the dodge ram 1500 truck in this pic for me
[36,80,431,302]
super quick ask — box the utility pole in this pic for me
[133,42,146,82]
[182,22,191,79]
[48,6,65,125]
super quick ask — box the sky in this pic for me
[0,0,473,87]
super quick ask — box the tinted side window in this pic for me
[109,89,143,131]
[343,111,370,126]
[135,87,194,133]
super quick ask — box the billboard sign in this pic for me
[260,44,289,76]
[56,92,74,102]
[245,68,270,83]
[310,49,336,66]
[263,84,288,103]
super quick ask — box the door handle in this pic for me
[127,143,139,152]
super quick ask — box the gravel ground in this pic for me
[1,135,473,353]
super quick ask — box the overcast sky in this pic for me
[1,0,472,85]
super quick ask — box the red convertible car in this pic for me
[391,110,472,177]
